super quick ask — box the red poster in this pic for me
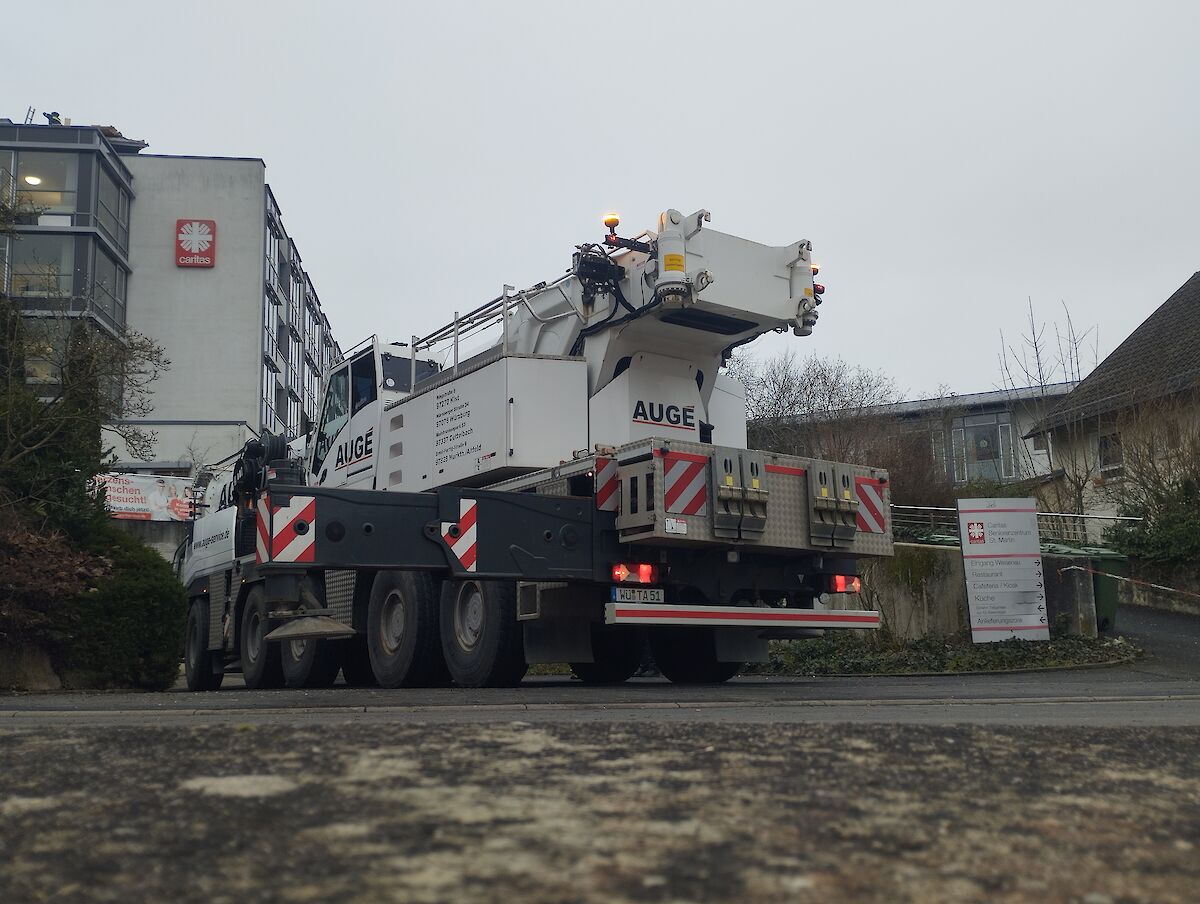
[176,219,216,267]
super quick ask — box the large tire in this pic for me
[649,627,741,684]
[184,599,224,691]
[282,636,341,688]
[570,626,646,685]
[440,579,527,688]
[239,585,285,689]
[338,635,378,687]
[281,577,341,689]
[367,571,448,688]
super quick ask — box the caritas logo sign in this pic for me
[176,219,216,267]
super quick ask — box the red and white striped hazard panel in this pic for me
[855,477,887,534]
[256,494,317,564]
[663,451,709,516]
[441,498,478,573]
[594,457,619,511]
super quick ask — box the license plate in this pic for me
[611,587,664,604]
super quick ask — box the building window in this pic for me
[96,165,130,251]
[16,151,79,214]
[9,233,75,297]
[930,429,946,477]
[261,366,279,432]
[1099,432,1123,477]
[92,249,127,327]
[951,416,1016,483]
[1032,433,1048,452]
[265,226,281,292]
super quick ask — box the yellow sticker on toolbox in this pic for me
[751,478,760,489]
[724,475,734,486]
[663,253,685,272]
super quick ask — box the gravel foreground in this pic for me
[2,721,1198,903]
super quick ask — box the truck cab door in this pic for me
[343,352,380,489]
[309,364,350,487]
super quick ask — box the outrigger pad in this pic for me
[265,616,355,642]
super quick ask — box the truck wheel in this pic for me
[440,579,527,688]
[367,571,448,688]
[570,626,646,685]
[339,635,378,687]
[184,599,223,691]
[282,637,341,688]
[240,586,285,689]
[649,627,741,684]
[281,577,341,689]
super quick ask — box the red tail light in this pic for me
[612,563,658,584]
[829,574,861,593]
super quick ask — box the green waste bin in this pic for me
[1090,555,1127,634]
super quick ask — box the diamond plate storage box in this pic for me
[612,438,893,557]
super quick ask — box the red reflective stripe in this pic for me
[663,460,705,510]
[856,478,885,533]
[681,490,708,516]
[456,501,477,536]
[613,608,879,623]
[664,451,709,464]
[765,464,806,476]
[272,498,316,558]
[458,542,477,570]
[595,477,618,509]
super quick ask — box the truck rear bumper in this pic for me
[603,603,880,629]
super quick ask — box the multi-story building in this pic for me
[0,119,341,474]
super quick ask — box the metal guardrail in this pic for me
[890,505,1142,546]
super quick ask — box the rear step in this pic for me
[604,603,880,629]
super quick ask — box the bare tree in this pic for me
[0,262,170,514]
[998,298,1100,516]
[728,351,953,504]
[735,350,902,460]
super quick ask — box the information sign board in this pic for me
[957,498,1049,642]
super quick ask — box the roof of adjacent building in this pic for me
[1036,271,1200,432]
[761,382,1076,427]
[880,382,1077,417]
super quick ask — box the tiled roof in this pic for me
[1037,271,1200,431]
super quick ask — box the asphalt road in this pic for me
[1,604,1196,903]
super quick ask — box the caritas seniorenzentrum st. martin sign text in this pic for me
[957,498,1049,643]
[176,219,216,268]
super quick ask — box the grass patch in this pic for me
[751,631,1141,676]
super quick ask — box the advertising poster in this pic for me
[97,474,197,522]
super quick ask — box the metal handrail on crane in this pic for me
[407,273,587,389]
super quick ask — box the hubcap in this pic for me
[381,590,407,654]
[453,585,485,652]
[289,639,307,660]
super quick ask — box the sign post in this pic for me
[957,497,1049,642]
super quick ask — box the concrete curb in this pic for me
[6,691,1200,720]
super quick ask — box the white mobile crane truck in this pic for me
[179,209,892,691]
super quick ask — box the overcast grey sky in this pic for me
[11,1,1198,397]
